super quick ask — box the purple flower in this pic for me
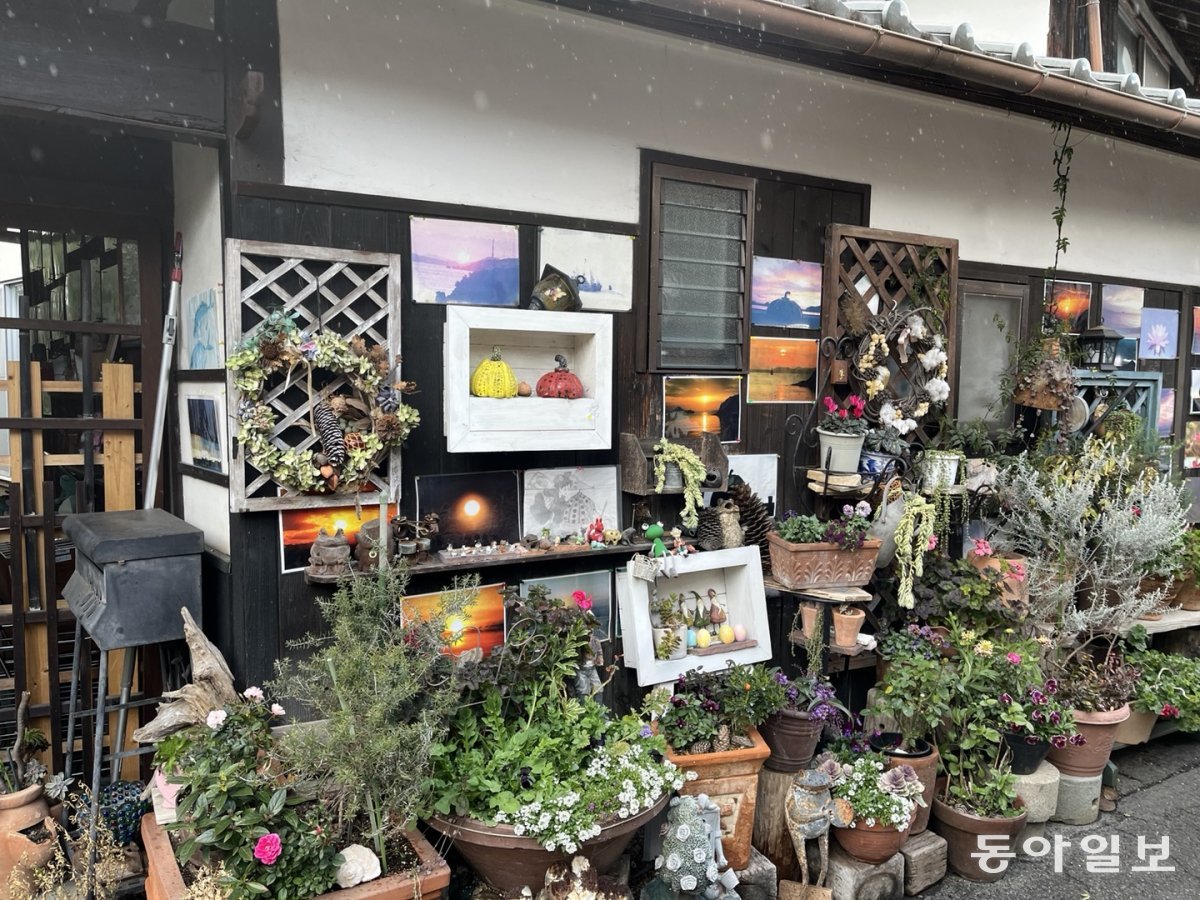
[671,695,685,708]
[1049,711,1061,725]
[1030,710,1044,723]
[999,692,1013,705]
[1025,736,1041,745]
[1069,733,1087,746]
[1044,678,1059,695]
[786,686,800,704]
[1050,734,1068,749]
[1030,690,1047,706]
[774,672,790,685]
[703,699,719,712]
[842,504,854,516]
[640,724,653,738]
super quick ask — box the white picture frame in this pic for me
[522,465,620,539]
[538,227,634,312]
[178,382,227,474]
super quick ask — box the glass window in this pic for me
[957,281,1026,427]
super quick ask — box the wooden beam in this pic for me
[0,0,223,138]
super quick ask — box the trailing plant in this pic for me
[652,438,708,529]
[891,493,936,609]
[1125,648,1200,731]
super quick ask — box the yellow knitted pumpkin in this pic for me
[470,346,518,398]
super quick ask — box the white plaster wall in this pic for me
[277,0,1200,287]
[172,141,230,554]
[903,0,1050,55]
[0,242,20,282]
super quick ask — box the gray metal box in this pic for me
[63,509,204,651]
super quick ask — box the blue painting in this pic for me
[751,257,822,329]
[1140,308,1179,360]
[1100,284,1143,340]
[183,288,221,369]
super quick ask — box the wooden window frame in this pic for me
[647,162,755,374]
[954,277,1029,427]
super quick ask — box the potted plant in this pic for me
[967,537,1029,614]
[1007,336,1078,412]
[1123,647,1200,742]
[996,678,1079,775]
[1173,529,1200,611]
[651,664,776,870]
[149,731,190,814]
[831,604,866,648]
[767,503,881,591]
[1045,651,1139,777]
[859,425,909,476]
[758,635,850,772]
[652,438,708,529]
[0,695,56,892]
[650,592,689,660]
[930,776,1026,883]
[815,394,869,472]
[815,751,924,864]
[426,585,682,892]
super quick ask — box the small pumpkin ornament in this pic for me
[517,381,532,397]
[470,346,518,398]
[535,354,585,399]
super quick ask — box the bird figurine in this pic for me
[717,498,745,549]
[707,588,727,626]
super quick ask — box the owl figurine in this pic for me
[717,498,744,549]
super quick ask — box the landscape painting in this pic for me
[1159,389,1176,438]
[538,227,634,311]
[279,503,398,573]
[410,217,520,306]
[184,395,224,473]
[1043,280,1092,334]
[403,582,506,657]
[1140,307,1179,359]
[415,470,522,549]
[663,376,742,443]
[747,336,818,403]
[1100,284,1143,340]
[751,257,822,329]
[519,571,613,642]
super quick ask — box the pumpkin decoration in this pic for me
[535,354,585,399]
[517,381,532,397]
[470,346,519,398]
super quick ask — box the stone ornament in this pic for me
[335,843,381,888]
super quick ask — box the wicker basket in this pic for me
[630,554,660,582]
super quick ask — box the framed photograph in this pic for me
[1193,307,1200,356]
[1185,422,1200,470]
[538,227,634,312]
[751,257,822,329]
[747,336,818,403]
[1043,280,1092,334]
[410,217,519,306]
[523,466,620,540]
[1158,388,1176,438]
[178,286,223,370]
[1100,284,1143,340]
[278,504,398,573]
[178,384,226,474]
[1114,338,1138,371]
[1140,308,1180,360]
[415,471,521,549]
[663,375,742,443]
[403,582,507,657]
[723,454,780,511]
[1191,371,1200,416]
[519,571,613,642]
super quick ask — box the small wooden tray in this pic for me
[690,638,758,656]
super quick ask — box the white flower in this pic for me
[918,347,947,372]
[675,823,691,840]
[269,703,286,717]
[513,825,525,836]
[926,377,950,403]
[880,402,897,424]
[666,853,682,871]
[655,856,664,870]
[205,709,227,730]
[680,875,698,891]
[693,847,707,863]
[242,686,264,702]
[906,315,928,339]
[335,844,381,889]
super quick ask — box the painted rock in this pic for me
[695,628,712,649]
[719,624,736,644]
[733,624,747,642]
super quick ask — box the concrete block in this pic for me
[899,830,946,896]
[1013,760,1060,824]
[734,847,778,900]
[1017,821,1045,851]
[828,845,903,900]
[1051,771,1102,826]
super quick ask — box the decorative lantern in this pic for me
[1079,321,1123,371]
[529,264,583,312]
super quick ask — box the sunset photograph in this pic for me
[1043,280,1092,334]
[279,503,398,572]
[663,375,742,443]
[403,582,507,657]
[748,336,818,403]
[750,257,822,329]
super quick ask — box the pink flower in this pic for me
[927,534,938,551]
[243,686,264,702]
[572,589,593,611]
[823,396,837,413]
[270,703,286,717]
[254,833,282,865]
[1006,652,1022,665]
[971,538,993,558]
[1008,562,1027,583]
[1161,703,1180,719]
[205,709,227,731]
[838,409,848,419]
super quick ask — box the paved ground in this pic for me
[922,733,1200,899]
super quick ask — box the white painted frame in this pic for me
[443,306,613,452]
[616,546,771,687]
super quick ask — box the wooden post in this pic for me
[754,768,804,882]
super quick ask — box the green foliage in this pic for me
[1125,649,1200,730]
[1057,651,1141,713]
[775,512,826,544]
[910,556,1015,633]
[652,438,707,529]
[654,629,682,660]
[867,649,952,749]
[657,665,785,751]
[270,562,468,869]
[1179,529,1200,581]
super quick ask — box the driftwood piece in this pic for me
[133,608,238,744]
[11,691,30,783]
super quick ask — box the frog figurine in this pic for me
[644,521,668,558]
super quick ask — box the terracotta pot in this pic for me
[931,797,1026,882]
[1047,704,1131,777]
[832,817,911,864]
[759,708,823,773]
[1139,609,1165,621]
[0,784,55,896]
[1176,576,1200,611]
[141,813,450,900]
[1002,733,1051,775]
[1113,708,1158,746]
[667,727,771,871]
[816,428,866,473]
[799,603,822,640]
[969,552,1029,614]
[881,742,938,835]
[832,607,865,648]
[767,533,881,590]
[428,794,666,893]
[1141,575,1179,608]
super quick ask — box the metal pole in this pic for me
[143,234,183,509]
[110,648,137,783]
[80,255,95,514]
[1084,0,1104,71]
[87,647,109,895]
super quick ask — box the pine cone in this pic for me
[259,337,283,360]
[695,506,724,551]
[327,395,349,417]
[373,412,404,442]
[729,480,774,574]
[712,724,731,753]
[689,740,712,755]
[376,386,401,413]
[312,400,347,467]
[349,335,367,355]
[344,431,365,454]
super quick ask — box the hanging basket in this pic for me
[630,554,660,582]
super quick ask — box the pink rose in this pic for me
[572,590,593,611]
[254,832,282,865]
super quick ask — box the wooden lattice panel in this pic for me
[224,240,403,512]
[1072,370,1162,443]
[822,225,958,446]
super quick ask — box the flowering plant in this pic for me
[818,394,869,435]
[997,678,1080,748]
[876,623,946,662]
[1126,648,1200,731]
[816,751,923,829]
[656,664,785,752]
[824,501,873,551]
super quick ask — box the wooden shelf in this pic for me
[402,541,674,577]
[764,580,872,603]
[1119,608,1200,635]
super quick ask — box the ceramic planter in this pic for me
[1047,704,1130,777]
[816,429,866,473]
[767,533,881,590]
[871,736,938,835]
[653,625,688,661]
[969,552,1029,613]
[1175,576,1200,611]
[858,450,901,477]
[0,783,55,894]
[667,726,771,871]
[759,708,824,773]
[1113,708,1158,746]
[920,451,960,492]
[428,794,665,893]
[931,798,1026,882]
[141,814,450,900]
[832,817,911,864]
[1002,733,1051,775]
[831,607,865,648]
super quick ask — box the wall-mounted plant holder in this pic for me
[615,546,771,686]
[444,306,613,452]
[619,432,729,495]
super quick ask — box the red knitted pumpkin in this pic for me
[536,354,585,399]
